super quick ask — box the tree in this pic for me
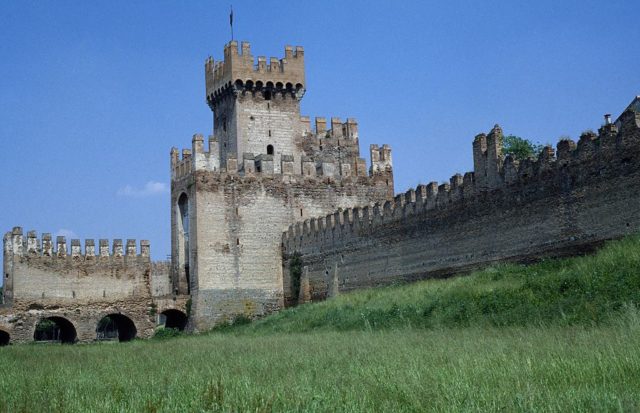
[503,135,544,161]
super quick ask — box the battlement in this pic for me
[171,132,392,181]
[301,116,359,140]
[205,41,305,107]
[3,228,151,259]
[283,105,640,255]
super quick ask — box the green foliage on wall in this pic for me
[503,135,544,160]
[289,253,302,303]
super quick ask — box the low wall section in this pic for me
[1,229,156,343]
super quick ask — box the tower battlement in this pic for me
[205,41,305,107]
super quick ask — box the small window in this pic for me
[222,117,227,132]
[268,130,271,137]
[267,145,274,155]
[264,91,272,101]
[236,238,240,245]
[300,209,303,217]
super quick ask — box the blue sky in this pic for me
[1,0,638,263]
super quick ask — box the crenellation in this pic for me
[577,131,598,160]
[425,182,439,210]
[56,236,67,257]
[449,174,464,202]
[126,239,137,256]
[85,239,95,257]
[315,117,327,134]
[113,239,123,257]
[99,239,109,257]
[27,231,38,255]
[42,233,52,256]
[556,139,577,167]
[436,184,450,207]
[71,239,81,257]
[140,240,150,258]
[300,116,311,134]
[243,153,256,175]
[284,105,640,305]
[226,154,238,173]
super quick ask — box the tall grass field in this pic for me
[1,236,640,412]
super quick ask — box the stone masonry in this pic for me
[282,108,640,303]
[1,38,638,344]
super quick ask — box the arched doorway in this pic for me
[96,314,137,342]
[34,317,77,344]
[0,330,9,346]
[160,309,188,331]
[177,192,190,293]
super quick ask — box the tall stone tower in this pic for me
[205,41,306,173]
[171,41,394,331]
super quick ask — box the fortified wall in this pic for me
[0,229,178,343]
[170,40,395,331]
[282,108,640,303]
[171,136,393,329]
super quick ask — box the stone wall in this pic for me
[1,229,156,343]
[282,109,640,304]
[171,166,394,331]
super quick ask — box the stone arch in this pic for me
[161,309,188,331]
[177,192,190,293]
[34,316,77,344]
[0,330,9,346]
[267,144,274,155]
[96,313,137,342]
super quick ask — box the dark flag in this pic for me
[230,6,234,40]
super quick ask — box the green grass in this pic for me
[233,235,640,334]
[1,236,640,412]
[1,324,639,412]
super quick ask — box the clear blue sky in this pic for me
[1,0,638,263]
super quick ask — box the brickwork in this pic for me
[282,109,640,303]
[1,229,157,343]
[171,41,394,331]
[2,37,638,342]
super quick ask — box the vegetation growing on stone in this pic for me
[239,235,640,333]
[502,134,544,160]
[1,236,639,411]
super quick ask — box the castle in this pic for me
[1,40,639,344]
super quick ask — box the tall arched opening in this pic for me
[96,314,137,342]
[34,317,77,344]
[160,309,188,331]
[177,192,190,294]
[0,330,9,346]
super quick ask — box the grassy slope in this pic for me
[0,237,639,412]
[230,235,640,334]
[1,326,639,412]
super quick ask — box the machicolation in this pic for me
[1,40,639,344]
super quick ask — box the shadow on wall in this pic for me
[160,309,188,331]
[0,330,9,346]
[34,317,77,344]
[96,314,137,342]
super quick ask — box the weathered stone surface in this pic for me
[282,109,640,303]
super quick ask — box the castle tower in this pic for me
[171,41,393,331]
[205,41,306,173]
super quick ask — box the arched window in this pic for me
[177,193,190,293]
[267,145,274,155]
